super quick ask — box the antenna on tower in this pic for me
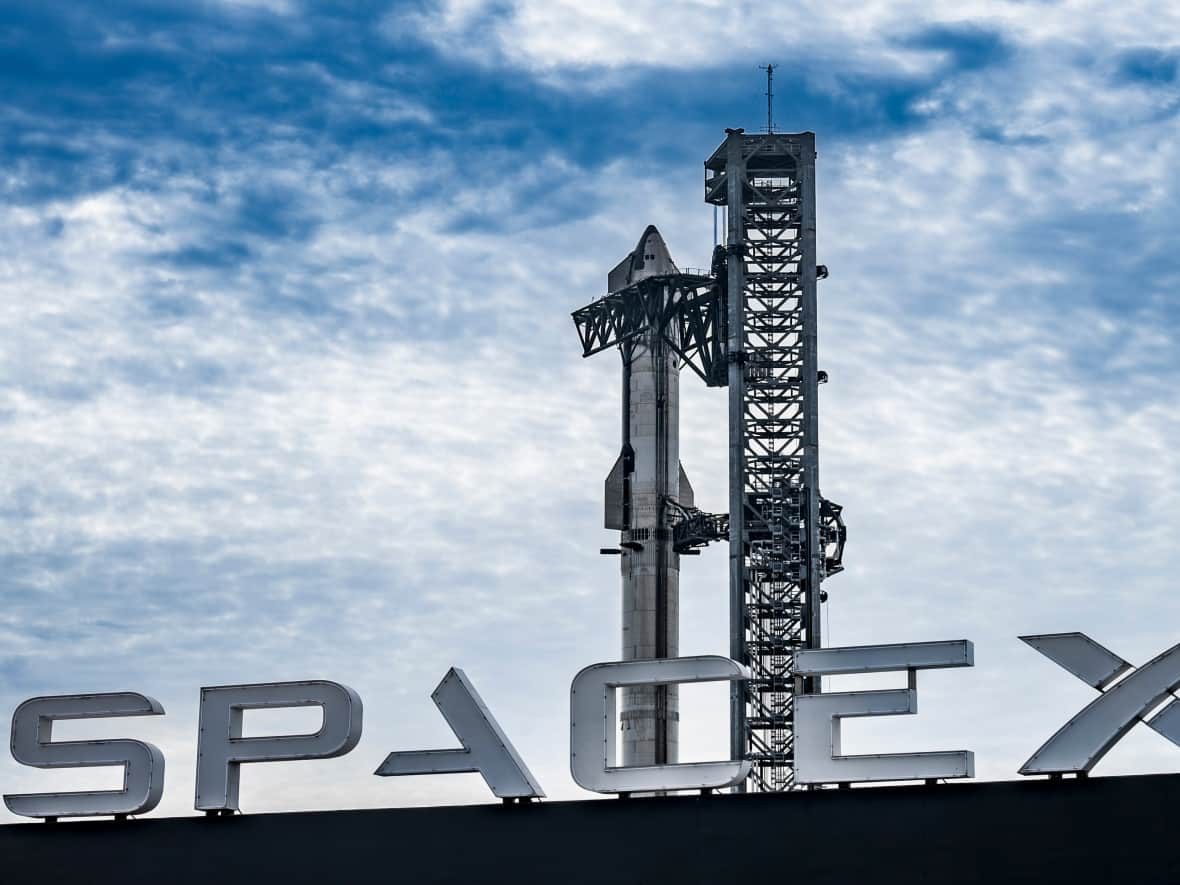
[759,63,775,133]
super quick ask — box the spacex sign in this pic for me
[4,632,1180,820]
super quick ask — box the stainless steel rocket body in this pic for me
[618,331,683,766]
[601,226,690,768]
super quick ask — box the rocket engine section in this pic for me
[602,226,695,768]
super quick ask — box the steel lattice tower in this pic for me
[706,129,843,792]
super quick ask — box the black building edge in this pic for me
[2,773,1177,884]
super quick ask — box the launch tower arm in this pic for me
[670,507,729,554]
[571,287,658,358]
[572,274,728,387]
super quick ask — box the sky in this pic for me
[2,0,1180,821]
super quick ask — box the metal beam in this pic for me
[571,275,725,387]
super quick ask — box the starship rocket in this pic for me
[603,225,694,768]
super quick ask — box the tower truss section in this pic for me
[706,129,843,792]
[571,273,727,389]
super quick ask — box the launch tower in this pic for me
[706,129,844,791]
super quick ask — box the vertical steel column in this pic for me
[653,329,670,766]
[723,130,748,784]
[797,135,823,666]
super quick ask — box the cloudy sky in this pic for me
[3,0,1180,821]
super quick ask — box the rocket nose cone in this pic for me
[631,225,679,280]
[639,225,670,260]
[606,225,681,293]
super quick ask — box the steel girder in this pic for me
[571,274,727,388]
[670,507,729,553]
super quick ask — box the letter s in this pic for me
[4,692,166,819]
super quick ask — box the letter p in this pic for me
[195,680,362,812]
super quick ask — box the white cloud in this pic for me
[404,0,1180,78]
[214,0,299,14]
[0,135,708,817]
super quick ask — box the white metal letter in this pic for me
[4,692,166,819]
[1020,634,1180,774]
[375,668,544,799]
[195,680,362,812]
[570,655,752,794]
[794,640,975,785]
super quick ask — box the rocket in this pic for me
[603,225,694,768]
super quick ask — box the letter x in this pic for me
[1020,633,1180,775]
